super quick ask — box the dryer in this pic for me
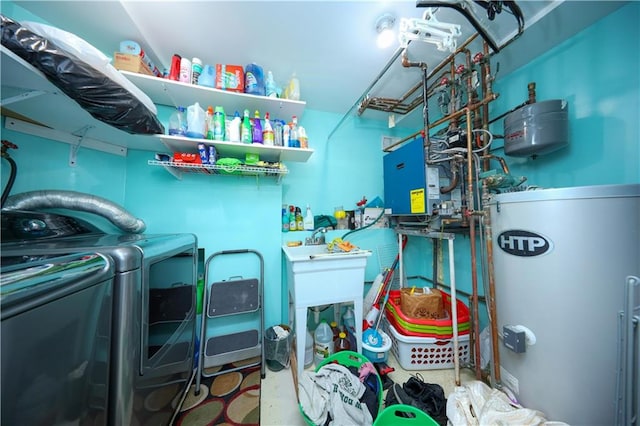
[2,219,198,426]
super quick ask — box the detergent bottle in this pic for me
[314,320,334,367]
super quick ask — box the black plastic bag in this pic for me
[1,14,164,135]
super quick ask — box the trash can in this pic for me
[265,324,292,372]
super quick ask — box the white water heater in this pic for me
[490,184,640,424]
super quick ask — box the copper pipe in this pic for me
[449,56,457,127]
[481,42,491,171]
[440,165,459,194]
[383,92,499,152]
[367,34,481,118]
[483,154,510,175]
[465,108,483,380]
[482,180,501,385]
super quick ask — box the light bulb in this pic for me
[375,13,396,49]
[377,28,395,48]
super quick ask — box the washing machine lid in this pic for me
[0,251,114,319]
[1,233,197,273]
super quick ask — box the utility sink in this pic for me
[282,244,372,262]
[282,243,371,380]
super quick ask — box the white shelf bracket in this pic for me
[69,125,94,167]
[4,118,127,157]
[0,89,47,107]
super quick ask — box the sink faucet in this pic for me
[305,227,327,245]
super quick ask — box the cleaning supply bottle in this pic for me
[179,57,192,83]
[295,207,303,232]
[283,122,290,147]
[191,57,203,85]
[304,329,314,368]
[289,116,299,148]
[213,106,225,141]
[252,110,263,144]
[241,109,252,144]
[330,321,340,342]
[229,111,241,142]
[205,106,214,139]
[314,320,334,368]
[304,205,314,230]
[265,70,277,98]
[289,205,297,231]
[168,106,187,136]
[335,332,351,353]
[298,126,308,149]
[186,102,206,139]
[244,63,265,96]
[262,112,274,146]
[285,72,300,100]
[282,207,289,232]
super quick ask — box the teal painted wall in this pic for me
[2,2,638,335]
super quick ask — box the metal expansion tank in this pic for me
[489,184,639,424]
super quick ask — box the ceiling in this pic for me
[7,1,628,131]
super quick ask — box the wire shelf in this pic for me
[148,160,288,180]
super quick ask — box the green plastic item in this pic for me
[196,275,204,314]
[215,157,242,174]
[299,350,383,425]
[373,404,439,426]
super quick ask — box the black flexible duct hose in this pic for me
[1,141,18,209]
[1,156,17,208]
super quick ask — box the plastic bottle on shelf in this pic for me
[262,112,274,146]
[289,205,297,231]
[229,111,241,142]
[213,106,226,141]
[304,329,314,368]
[285,72,300,101]
[289,116,299,148]
[304,205,314,231]
[335,332,351,353]
[179,57,192,83]
[282,207,289,232]
[186,102,206,139]
[198,64,215,87]
[298,126,308,149]
[314,320,334,368]
[205,106,214,139]
[191,57,203,85]
[265,70,277,98]
[283,122,290,147]
[273,120,284,146]
[168,106,187,136]
[241,109,252,144]
[296,207,304,232]
[244,63,265,96]
[252,110,263,144]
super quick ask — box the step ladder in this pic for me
[196,249,265,389]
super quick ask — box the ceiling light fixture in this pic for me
[376,13,396,49]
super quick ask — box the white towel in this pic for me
[299,363,373,426]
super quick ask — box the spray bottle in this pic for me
[241,109,252,144]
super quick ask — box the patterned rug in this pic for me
[173,357,262,426]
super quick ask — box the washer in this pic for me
[1,251,115,425]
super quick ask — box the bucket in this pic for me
[362,329,392,363]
